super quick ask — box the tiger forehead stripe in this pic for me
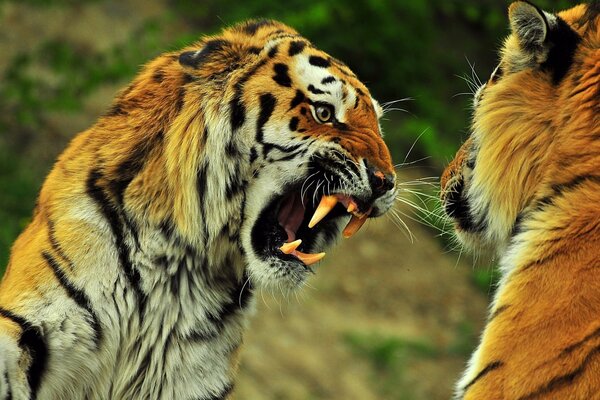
[288,40,307,56]
[272,63,292,87]
[308,55,331,68]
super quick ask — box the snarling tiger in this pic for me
[441,1,600,399]
[0,20,396,399]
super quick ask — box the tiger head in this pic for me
[440,2,599,252]
[157,20,396,290]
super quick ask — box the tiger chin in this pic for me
[0,20,397,399]
[441,2,600,399]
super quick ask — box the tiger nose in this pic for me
[367,166,395,198]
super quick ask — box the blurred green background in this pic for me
[0,0,574,399]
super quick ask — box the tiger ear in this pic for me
[508,1,550,51]
[178,40,230,70]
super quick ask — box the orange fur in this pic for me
[0,19,396,399]
[442,2,600,398]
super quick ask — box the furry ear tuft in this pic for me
[509,1,549,50]
[178,39,231,69]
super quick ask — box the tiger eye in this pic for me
[315,105,333,123]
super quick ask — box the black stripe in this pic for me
[288,40,306,56]
[534,174,600,210]
[256,93,277,143]
[41,251,102,347]
[551,174,600,197]
[272,63,292,87]
[86,169,146,312]
[207,274,254,332]
[579,1,600,26]
[489,304,509,322]
[273,149,305,162]
[267,45,278,58]
[229,97,246,132]
[463,361,504,392]
[109,131,163,205]
[261,142,303,158]
[321,76,336,85]
[541,16,581,84]
[4,370,11,400]
[519,345,600,400]
[288,117,299,131]
[197,163,210,242]
[247,46,261,55]
[225,177,247,200]
[307,84,328,95]
[249,147,258,163]
[308,55,330,68]
[152,69,164,83]
[289,90,305,110]
[186,326,219,342]
[230,59,268,132]
[0,307,47,399]
[105,102,127,117]
[241,19,274,35]
[175,86,186,114]
[225,141,240,158]
[561,326,600,355]
[47,219,73,271]
[518,247,570,273]
[179,40,230,69]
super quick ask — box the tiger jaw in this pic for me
[276,192,372,264]
[250,186,371,270]
[244,165,395,290]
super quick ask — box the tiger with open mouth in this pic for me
[0,19,396,399]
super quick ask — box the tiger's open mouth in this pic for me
[250,181,372,269]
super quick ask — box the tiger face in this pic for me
[440,2,598,253]
[178,21,396,291]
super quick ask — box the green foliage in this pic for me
[472,265,502,295]
[0,20,166,134]
[447,321,479,357]
[0,150,41,275]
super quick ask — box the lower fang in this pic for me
[295,250,326,266]
[280,239,302,254]
[343,214,368,238]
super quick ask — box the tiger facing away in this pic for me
[0,20,397,399]
[441,1,600,399]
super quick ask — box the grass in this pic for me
[343,323,480,399]
[343,332,439,399]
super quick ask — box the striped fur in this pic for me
[441,2,600,399]
[0,20,396,399]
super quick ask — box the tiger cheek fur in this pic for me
[0,19,397,399]
[442,2,600,399]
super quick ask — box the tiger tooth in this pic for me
[347,203,357,214]
[294,250,326,266]
[279,239,302,255]
[343,214,368,238]
[308,195,338,228]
